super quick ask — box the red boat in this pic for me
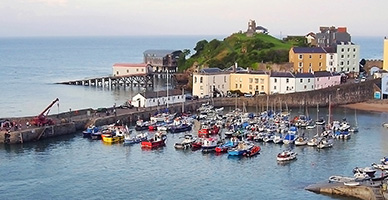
[191,138,203,150]
[198,125,220,138]
[245,145,261,157]
[141,132,166,148]
[148,124,157,131]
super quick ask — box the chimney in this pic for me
[234,62,237,72]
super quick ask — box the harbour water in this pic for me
[1,107,388,200]
[0,35,387,199]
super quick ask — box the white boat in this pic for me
[383,123,388,128]
[344,182,360,186]
[372,163,388,170]
[353,167,376,178]
[273,134,283,144]
[307,137,320,146]
[174,134,196,149]
[317,137,333,149]
[328,175,356,183]
[277,150,297,162]
[201,137,218,153]
[294,136,308,146]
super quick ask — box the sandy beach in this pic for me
[341,99,388,113]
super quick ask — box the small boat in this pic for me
[83,125,100,138]
[227,141,253,156]
[372,163,388,170]
[124,132,148,145]
[382,123,388,128]
[315,118,326,125]
[201,137,218,153]
[169,123,192,133]
[191,138,203,150]
[307,136,320,146]
[141,132,167,149]
[276,150,297,162]
[343,182,360,186]
[353,167,376,178]
[245,145,261,157]
[102,133,124,143]
[328,175,356,183]
[215,138,238,153]
[174,134,196,149]
[380,156,388,165]
[273,134,283,144]
[294,136,308,146]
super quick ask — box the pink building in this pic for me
[314,71,341,90]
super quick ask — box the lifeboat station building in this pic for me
[131,89,185,108]
[112,63,153,76]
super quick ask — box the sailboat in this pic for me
[349,109,359,133]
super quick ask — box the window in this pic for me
[256,85,259,90]
[298,62,303,67]
[274,78,277,83]
[260,78,264,84]
[304,85,307,89]
[136,69,139,72]
[308,79,310,83]
[240,78,243,82]
[286,86,289,90]
[142,69,144,72]
[213,77,215,83]
[286,78,289,83]
[341,48,344,52]
[249,78,253,83]
[300,79,303,83]
[235,84,238,88]
[309,63,312,67]
[341,55,344,58]
[255,78,259,83]
[261,85,264,91]
[309,55,312,59]
[239,84,242,88]
[317,78,320,81]
[319,62,322,67]
[127,69,129,73]
[222,85,224,89]
[347,61,350,65]
[319,55,322,59]
[200,86,203,90]
[353,48,356,52]
[347,48,350,52]
[200,77,203,83]
[274,86,277,90]
[224,76,226,82]
[329,61,333,66]
[340,61,344,66]
[330,55,333,59]
[299,54,303,59]
[249,85,252,90]
[194,77,197,83]
[116,71,119,75]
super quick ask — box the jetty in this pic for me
[57,74,154,88]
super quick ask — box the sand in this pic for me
[341,99,388,113]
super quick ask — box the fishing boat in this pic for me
[191,138,203,150]
[174,134,196,149]
[227,141,253,156]
[124,132,148,145]
[141,132,167,149]
[102,133,124,143]
[353,167,376,178]
[276,150,297,162]
[201,137,218,153]
[215,137,238,153]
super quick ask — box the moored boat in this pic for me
[276,150,297,162]
[215,137,238,153]
[294,136,307,146]
[245,145,261,157]
[174,134,196,149]
[141,132,167,149]
[201,137,218,153]
[227,141,253,156]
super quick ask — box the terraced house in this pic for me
[289,47,327,73]
[229,70,270,95]
[192,68,230,98]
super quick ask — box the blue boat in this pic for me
[227,141,253,156]
[169,123,192,133]
[83,126,100,138]
[215,138,238,153]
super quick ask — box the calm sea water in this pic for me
[0,35,384,118]
[1,107,388,200]
[0,35,387,200]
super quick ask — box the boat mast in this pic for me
[166,69,169,109]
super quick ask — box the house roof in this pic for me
[234,70,268,75]
[113,63,148,68]
[224,66,248,72]
[140,89,183,99]
[323,47,336,53]
[292,47,326,54]
[313,71,332,77]
[200,68,223,74]
[270,72,295,78]
[143,50,180,57]
[295,73,315,78]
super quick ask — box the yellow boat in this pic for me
[102,134,124,143]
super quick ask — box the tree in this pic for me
[193,40,208,57]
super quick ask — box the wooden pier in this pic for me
[57,74,154,88]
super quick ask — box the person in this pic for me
[113,109,117,116]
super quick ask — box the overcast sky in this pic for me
[0,0,386,37]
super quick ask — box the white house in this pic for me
[131,89,185,108]
[325,48,338,72]
[269,72,296,94]
[336,42,360,73]
[192,68,230,98]
[295,73,315,92]
[112,63,152,76]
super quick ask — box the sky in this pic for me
[0,0,387,37]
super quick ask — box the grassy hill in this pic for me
[178,33,302,72]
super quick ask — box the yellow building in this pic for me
[229,71,270,95]
[384,37,388,71]
[289,47,327,73]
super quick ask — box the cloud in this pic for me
[27,0,68,6]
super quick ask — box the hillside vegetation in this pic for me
[178,33,301,72]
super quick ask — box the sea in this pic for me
[0,35,387,200]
